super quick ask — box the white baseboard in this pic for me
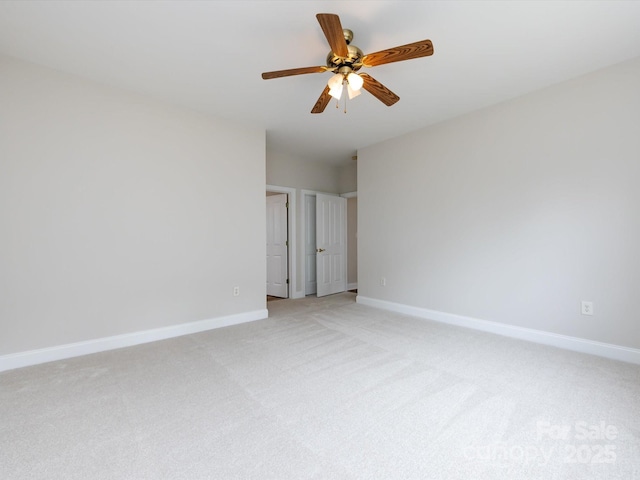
[0,309,269,373]
[356,296,640,365]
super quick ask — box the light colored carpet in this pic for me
[1,292,639,479]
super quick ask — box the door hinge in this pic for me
[285,240,288,247]
[286,279,289,284]
[286,202,289,208]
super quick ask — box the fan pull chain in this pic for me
[343,79,348,113]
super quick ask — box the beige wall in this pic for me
[266,149,342,194]
[266,148,357,194]
[359,57,640,350]
[0,55,266,356]
[339,161,357,194]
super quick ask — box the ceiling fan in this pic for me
[261,13,434,114]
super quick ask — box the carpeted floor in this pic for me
[1,292,639,479]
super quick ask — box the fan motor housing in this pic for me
[326,29,363,72]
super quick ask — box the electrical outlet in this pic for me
[233,286,240,297]
[380,277,386,287]
[581,301,593,316]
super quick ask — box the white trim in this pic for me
[301,192,315,297]
[301,189,340,197]
[341,192,357,294]
[356,296,640,365]
[266,185,296,299]
[291,288,305,299]
[0,309,268,373]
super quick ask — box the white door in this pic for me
[266,194,288,298]
[316,193,347,297]
[305,194,317,295]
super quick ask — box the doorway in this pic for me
[264,186,354,300]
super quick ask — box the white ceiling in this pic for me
[1,1,640,166]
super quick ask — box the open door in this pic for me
[305,194,317,295]
[316,193,346,297]
[266,193,288,298]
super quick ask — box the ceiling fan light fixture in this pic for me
[347,83,361,100]
[329,84,343,100]
[327,73,344,99]
[346,72,363,91]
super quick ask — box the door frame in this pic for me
[266,185,296,299]
[303,193,318,296]
[341,191,357,292]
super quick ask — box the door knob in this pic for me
[316,248,325,253]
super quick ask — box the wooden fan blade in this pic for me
[311,85,332,114]
[316,13,348,57]
[262,66,327,80]
[360,73,400,106]
[362,39,433,67]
